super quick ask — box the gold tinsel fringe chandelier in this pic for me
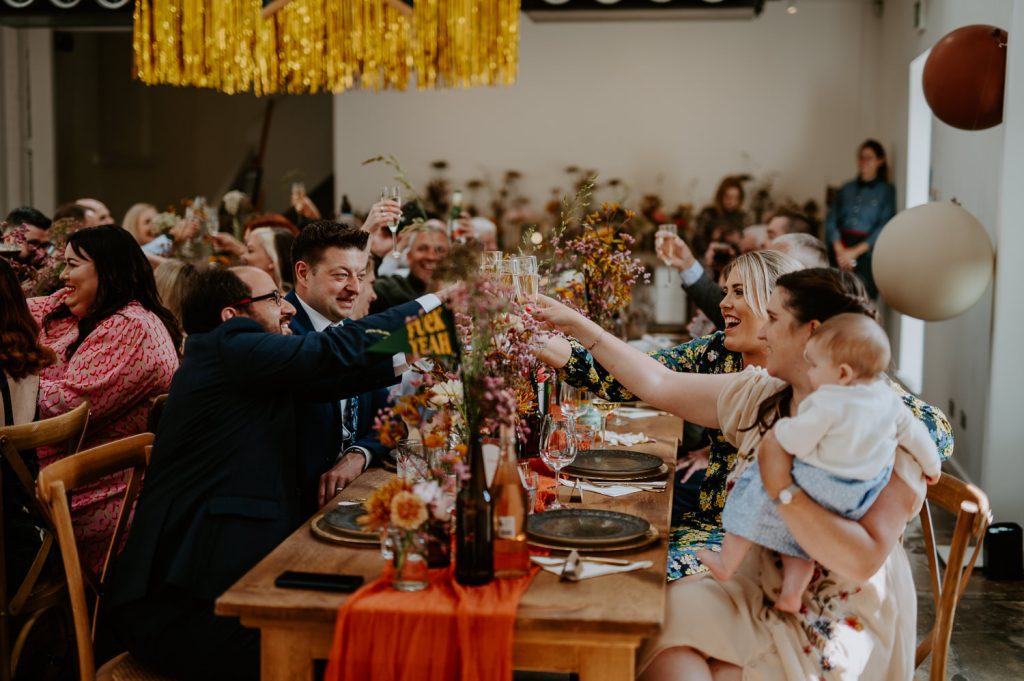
[132,0,520,95]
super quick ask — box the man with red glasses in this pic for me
[107,264,443,680]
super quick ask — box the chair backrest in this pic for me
[915,472,991,680]
[35,433,154,681]
[0,401,90,662]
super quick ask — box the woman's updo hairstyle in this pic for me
[775,268,879,325]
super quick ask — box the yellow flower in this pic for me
[390,491,428,530]
[360,476,408,530]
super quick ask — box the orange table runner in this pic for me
[324,565,539,681]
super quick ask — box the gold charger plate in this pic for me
[310,512,380,546]
[566,462,670,482]
[527,526,659,553]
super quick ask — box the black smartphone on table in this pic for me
[274,571,364,593]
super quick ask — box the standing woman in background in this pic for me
[825,139,896,298]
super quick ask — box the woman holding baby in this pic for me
[531,268,947,680]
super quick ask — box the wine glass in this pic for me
[539,415,577,511]
[381,186,402,258]
[591,398,621,446]
[559,383,583,423]
[656,223,678,286]
[480,250,504,273]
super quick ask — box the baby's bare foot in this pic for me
[774,592,802,614]
[698,549,729,581]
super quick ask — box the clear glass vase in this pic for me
[389,527,429,591]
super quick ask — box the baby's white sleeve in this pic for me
[773,394,835,459]
[895,406,942,479]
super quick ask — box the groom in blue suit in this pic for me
[286,222,397,516]
[107,261,444,680]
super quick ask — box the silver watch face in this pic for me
[779,488,793,504]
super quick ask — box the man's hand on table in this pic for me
[318,452,367,506]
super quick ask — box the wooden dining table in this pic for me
[215,411,682,681]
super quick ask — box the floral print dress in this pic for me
[639,368,936,680]
[560,333,954,582]
[29,292,179,575]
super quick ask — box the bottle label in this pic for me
[496,516,517,539]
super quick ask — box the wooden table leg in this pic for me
[260,626,316,681]
[578,642,638,681]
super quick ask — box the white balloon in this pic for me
[873,201,994,321]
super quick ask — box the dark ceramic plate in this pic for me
[563,449,663,478]
[322,503,374,538]
[526,509,651,547]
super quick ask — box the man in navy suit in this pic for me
[285,222,393,515]
[107,265,443,680]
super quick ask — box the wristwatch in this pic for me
[774,482,802,506]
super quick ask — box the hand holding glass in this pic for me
[656,224,678,286]
[381,186,402,258]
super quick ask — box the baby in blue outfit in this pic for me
[700,313,941,612]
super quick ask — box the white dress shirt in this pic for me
[293,293,443,470]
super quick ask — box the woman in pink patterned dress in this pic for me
[29,225,181,575]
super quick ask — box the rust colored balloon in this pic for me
[923,25,1008,131]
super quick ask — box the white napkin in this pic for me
[615,408,663,420]
[530,555,653,580]
[558,478,666,497]
[601,431,656,446]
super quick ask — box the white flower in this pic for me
[429,380,464,407]
[222,190,246,216]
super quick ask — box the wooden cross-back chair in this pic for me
[0,400,90,681]
[915,472,991,680]
[35,433,169,681]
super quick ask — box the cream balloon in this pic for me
[873,201,994,321]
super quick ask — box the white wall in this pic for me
[876,0,1013,504]
[334,1,883,215]
[0,28,56,214]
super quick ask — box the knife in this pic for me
[559,549,582,582]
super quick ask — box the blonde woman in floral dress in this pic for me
[533,268,950,679]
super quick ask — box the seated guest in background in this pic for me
[122,202,200,260]
[286,222,391,515]
[769,233,829,269]
[209,222,296,292]
[0,258,57,588]
[766,207,814,241]
[695,176,748,255]
[371,221,450,313]
[51,203,88,227]
[28,225,181,574]
[738,225,768,253]
[469,216,499,251]
[107,266,443,680]
[3,206,51,261]
[154,259,201,335]
[75,198,113,228]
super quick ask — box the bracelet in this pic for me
[586,330,606,351]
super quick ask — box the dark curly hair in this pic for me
[0,258,56,380]
[745,268,878,434]
[43,226,183,360]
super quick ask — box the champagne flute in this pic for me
[591,397,621,446]
[480,250,504,273]
[381,186,402,258]
[656,223,678,286]
[559,383,582,423]
[539,415,577,511]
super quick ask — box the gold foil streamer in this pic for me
[132,0,519,95]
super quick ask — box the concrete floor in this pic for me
[909,506,1024,681]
